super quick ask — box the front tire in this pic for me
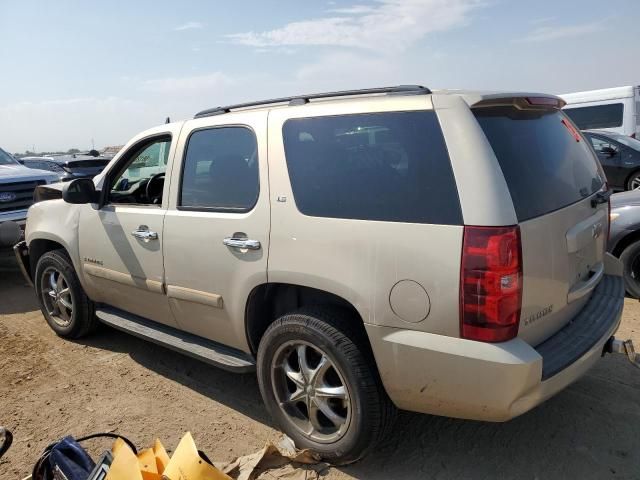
[620,241,640,298]
[626,171,640,191]
[34,249,97,338]
[257,307,395,465]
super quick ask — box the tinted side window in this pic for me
[282,111,462,225]
[180,127,259,211]
[587,135,618,154]
[564,103,624,129]
[475,108,605,221]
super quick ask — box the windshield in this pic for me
[608,132,640,151]
[0,148,18,166]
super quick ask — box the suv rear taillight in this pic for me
[460,226,522,343]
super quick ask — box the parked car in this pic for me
[15,86,629,464]
[561,86,640,138]
[20,151,111,182]
[0,147,58,248]
[608,190,640,297]
[583,130,640,191]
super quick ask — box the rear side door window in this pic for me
[281,111,462,225]
[179,127,259,212]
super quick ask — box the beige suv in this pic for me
[15,86,628,463]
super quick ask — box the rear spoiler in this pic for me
[469,94,566,111]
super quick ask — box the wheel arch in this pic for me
[624,168,640,191]
[29,236,71,277]
[612,229,640,258]
[245,282,369,356]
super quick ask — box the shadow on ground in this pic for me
[0,254,37,315]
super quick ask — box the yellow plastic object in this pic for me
[138,448,160,480]
[163,432,231,480]
[106,438,172,480]
[153,439,171,474]
[105,438,143,480]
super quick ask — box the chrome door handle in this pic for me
[223,237,261,250]
[131,225,158,242]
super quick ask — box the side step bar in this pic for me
[95,307,255,373]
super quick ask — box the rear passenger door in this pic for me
[163,112,269,352]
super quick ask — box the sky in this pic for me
[0,0,639,153]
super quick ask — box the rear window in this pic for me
[474,108,605,221]
[563,103,624,129]
[282,111,462,225]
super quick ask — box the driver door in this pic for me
[78,131,179,327]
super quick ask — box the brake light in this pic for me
[525,96,563,108]
[460,226,522,343]
[561,118,581,142]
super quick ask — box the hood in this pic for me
[0,163,58,183]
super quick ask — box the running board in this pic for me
[95,307,255,373]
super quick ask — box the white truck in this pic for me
[561,86,640,138]
[0,147,59,248]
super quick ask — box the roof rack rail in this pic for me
[194,85,431,119]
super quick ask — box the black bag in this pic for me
[32,433,136,480]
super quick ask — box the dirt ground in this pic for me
[1,253,639,480]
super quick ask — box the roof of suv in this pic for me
[194,85,565,119]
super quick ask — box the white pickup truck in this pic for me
[0,147,58,247]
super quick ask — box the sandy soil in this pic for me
[1,253,639,480]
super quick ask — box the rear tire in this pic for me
[620,241,640,298]
[34,249,97,338]
[257,307,395,465]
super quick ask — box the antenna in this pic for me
[165,117,170,124]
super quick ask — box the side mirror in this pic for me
[62,178,98,204]
[601,146,617,157]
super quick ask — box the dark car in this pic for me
[583,129,640,191]
[608,190,640,296]
[20,151,112,182]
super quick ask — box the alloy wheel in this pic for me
[41,267,74,327]
[271,340,352,443]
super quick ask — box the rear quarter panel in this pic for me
[267,96,463,336]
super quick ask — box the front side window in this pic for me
[179,127,259,211]
[109,137,171,205]
[564,103,624,129]
[282,111,462,224]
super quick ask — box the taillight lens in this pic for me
[460,226,522,342]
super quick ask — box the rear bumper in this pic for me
[367,256,624,422]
